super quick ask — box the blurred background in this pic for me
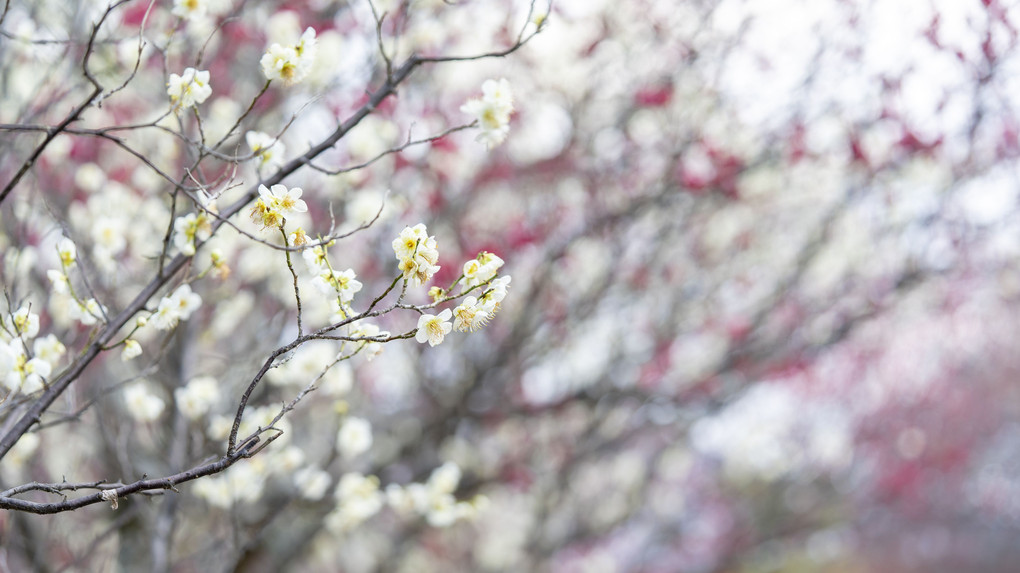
[3,0,1020,571]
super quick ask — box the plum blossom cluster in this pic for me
[149,284,203,331]
[462,251,504,288]
[461,78,514,148]
[324,462,486,533]
[44,235,109,328]
[194,460,266,508]
[261,27,318,86]
[391,226,511,347]
[172,210,212,256]
[418,275,511,344]
[301,239,364,316]
[166,67,212,111]
[349,322,388,360]
[392,224,441,287]
[250,184,307,230]
[0,306,64,396]
[386,462,489,527]
[192,418,309,508]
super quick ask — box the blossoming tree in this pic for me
[0,0,538,569]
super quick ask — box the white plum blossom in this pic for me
[172,284,202,318]
[150,284,202,330]
[453,296,490,332]
[251,184,306,230]
[462,251,504,289]
[259,184,307,214]
[9,306,39,338]
[33,334,65,366]
[172,0,207,20]
[56,236,77,267]
[149,298,179,331]
[313,268,362,303]
[479,275,512,313]
[124,383,165,422]
[18,359,50,394]
[261,44,301,84]
[295,27,317,61]
[302,243,330,274]
[337,416,373,459]
[167,68,212,110]
[416,309,453,347]
[461,78,514,148]
[260,27,317,86]
[333,269,363,303]
[288,228,308,248]
[4,342,51,395]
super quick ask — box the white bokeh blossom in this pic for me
[337,416,373,459]
[69,298,106,326]
[461,78,514,148]
[172,0,207,20]
[325,472,384,532]
[124,383,165,422]
[167,68,212,110]
[245,131,286,171]
[175,376,220,420]
[56,236,77,267]
[294,466,331,500]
